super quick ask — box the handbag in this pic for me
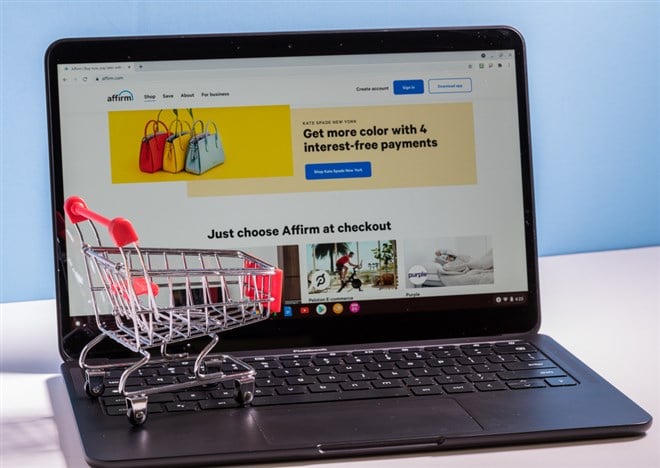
[139,120,170,173]
[185,120,225,175]
[162,119,192,173]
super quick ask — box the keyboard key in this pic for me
[353,350,377,356]
[276,386,307,395]
[504,360,556,371]
[177,391,208,401]
[472,363,503,373]
[516,352,546,361]
[255,377,284,387]
[344,355,374,364]
[411,386,443,396]
[281,360,312,369]
[507,379,546,389]
[254,388,275,397]
[493,342,536,354]
[317,352,349,358]
[279,354,312,361]
[285,376,317,386]
[380,370,411,379]
[177,375,200,384]
[498,368,566,380]
[432,349,462,358]
[303,366,333,376]
[372,380,404,389]
[308,383,340,393]
[426,358,456,367]
[146,376,178,385]
[318,374,348,384]
[210,389,235,399]
[366,362,396,372]
[411,368,441,377]
[389,347,420,354]
[546,376,578,387]
[396,360,425,370]
[105,406,127,416]
[102,387,121,397]
[148,393,176,403]
[165,402,199,412]
[335,364,365,373]
[250,361,282,371]
[272,368,303,378]
[199,399,241,410]
[457,356,488,365]
[106,370,125,379]
[242,356,277,363]
[442,365,472,375]
[435,374,467,384]
[404,377,435,387]
[475,381,508,391]
[488,354,516,363]
[466,373,497,382]
[340,381,372,391]
[348,372,378,381]
[158,366,188,376]
[136,368,159,377]
[425,345,457,351]
[403,351,431,360]
[443,383,476,393]
[102,396,126,406]
[106,403,163,416]
[313,357,341,366]
[460,343,492,350]
[374,353,401,362]
[463,348,493,357]
[122,377,145,386]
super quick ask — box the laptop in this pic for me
[45,27,652,466]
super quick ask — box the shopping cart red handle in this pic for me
[64,196,139,247]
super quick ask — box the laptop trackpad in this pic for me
[252,398,482,448]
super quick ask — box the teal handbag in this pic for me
[185,120,225,175]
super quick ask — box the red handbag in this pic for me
[139,120,170,173]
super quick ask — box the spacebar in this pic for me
[251,388,410,407]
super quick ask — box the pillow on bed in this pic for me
[423,263,442,275]
[467,249,493,270]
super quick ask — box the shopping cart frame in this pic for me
[64,196,283,425]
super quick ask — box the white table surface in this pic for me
[1,247,659,468]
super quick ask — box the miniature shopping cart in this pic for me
[64,196,282,426]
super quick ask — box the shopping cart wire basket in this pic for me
[64,196,283,425]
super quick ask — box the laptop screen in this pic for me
[47,28,538,358]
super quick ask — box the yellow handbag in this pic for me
[162,119,192,173]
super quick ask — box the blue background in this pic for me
[1,1,658,304]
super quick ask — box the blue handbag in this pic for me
[185,120,225,175]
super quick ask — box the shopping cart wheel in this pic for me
[235,378,255,406]
[126,396,148,426]
[83,371,105,398]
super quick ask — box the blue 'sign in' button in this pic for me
[393,79,424,95]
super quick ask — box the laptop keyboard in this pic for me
[98,341,578,417]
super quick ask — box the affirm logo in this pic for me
[107,90,134,102]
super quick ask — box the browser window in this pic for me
[57,50,527,320]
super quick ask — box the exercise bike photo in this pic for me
[337,263,363,293]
